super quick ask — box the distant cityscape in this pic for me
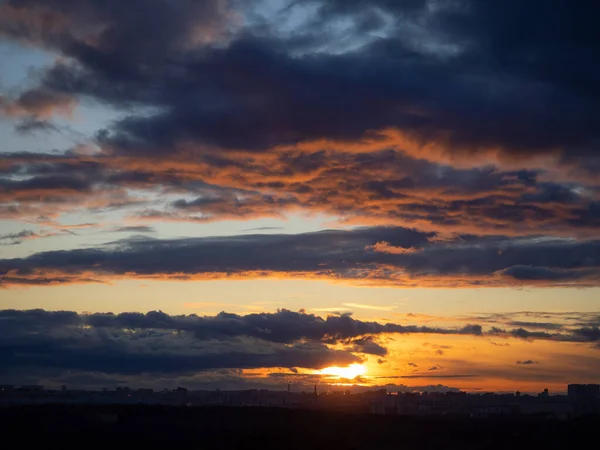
[1,383,599,419]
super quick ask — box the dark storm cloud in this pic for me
[71,309,483,343]
[0,309,365,376]
[0,0,231,60]
[499,266,595,282]
[2,0,598,162]
[0,333,360,375]
[0,308,81,332]
[0,226,427,281]
[309,0,600,106]
[2,227,600,287]
[0,174,90,192]
[0,308,595,354]
[64,33,600,158]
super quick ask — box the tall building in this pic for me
[568,384,600,416]
[568,384,600,398]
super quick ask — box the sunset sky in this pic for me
[1,0,600,393]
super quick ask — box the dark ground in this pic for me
[1,405,598,449]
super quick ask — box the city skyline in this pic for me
[3,382,600,420]
[1,0,600,393]
[1,380,596,397]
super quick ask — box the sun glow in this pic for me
[320,363,367,379]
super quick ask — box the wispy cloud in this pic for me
[111,226,156,233]
[343,303,399,312]
[241,226,285,232]
[310,307,352,313]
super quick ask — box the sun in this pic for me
[320,363,367,379]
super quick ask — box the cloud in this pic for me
[0,309,366,382]
[0,307,488,388]
[1,335,360,375]
[507,321,563,331]
[0,309,484,352]
[500,266,596,282]
[0,172,91,193]
[2,0,599,165]
[0,0,234,58]
[0,90,76,119]
[366,241,422,255]
[350,337,388,356]
[572,327,600,342]
[516,360,538,365]
[111,226,156,233]
[0,230,38,245]
[380,375,476,380]
[0,308,598,388]
[75,309,487,343]
[1,306,581,374]
[2,146,600,238]
[13,118,60,135]
[0,2,598,240]
[490,327,556,341]
[242,227,285,232]
[342,303,397,312]
[13,308,597,345]
[0,229,71,245]
[2,227,600,287]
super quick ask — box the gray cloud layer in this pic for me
[0,308,598,389]
[2,227,600,287]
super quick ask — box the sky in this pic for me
[0,0,600,394]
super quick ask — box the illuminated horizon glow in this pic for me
[319,364,367,380]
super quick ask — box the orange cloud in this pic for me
[0,90,76,119]
[367,241,423,255]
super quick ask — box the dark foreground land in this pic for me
[1,405,599,449]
